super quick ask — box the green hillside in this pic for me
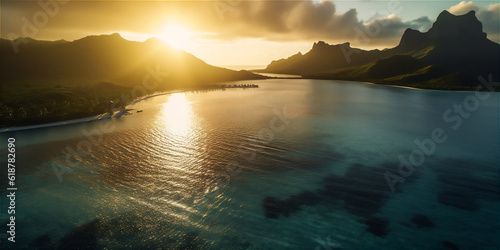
[306,55,476,90]
[1,34,266,127]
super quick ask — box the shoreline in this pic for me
[298,76,485,92]
[0,85,259,133]
[0,113,114,133]
[1,79,476,133]
[360,81,469,92]
[361,81,427,91]
[0,90,182,133]
[0,91,183,133]
[310,77,486,92]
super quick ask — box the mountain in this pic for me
[260,10,500,89]
[1,33,264,88]
[392,10,499,78]
[309,55,472,90]
[1,34,266,126]
[260,41,387,75]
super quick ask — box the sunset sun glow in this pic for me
[158,24,193,50]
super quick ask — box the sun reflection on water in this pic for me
[159,93,195,137]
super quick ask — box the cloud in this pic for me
[449,1,479,15]
[0,0,442,48]
[361,14,432,45]
[448,1,499,41]
[204,0,432,47]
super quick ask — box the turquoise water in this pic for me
[1,79,499,249]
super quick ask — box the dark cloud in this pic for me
[407,16,433,31]
[207,0,431,47]
[0,0,457,47]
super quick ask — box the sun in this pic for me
[158,24,193,50]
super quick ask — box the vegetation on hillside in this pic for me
[0,34,266,127]
[305,55,484,90]
[1,81,131,126]
[261,10,500,90]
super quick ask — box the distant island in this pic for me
[0,34,266,127]
[257,10,500,90]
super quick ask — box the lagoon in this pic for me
[1,79,498,249]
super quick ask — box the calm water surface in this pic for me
[1,79,499,249]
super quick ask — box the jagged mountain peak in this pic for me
[428,10,485,39]
[262,9,498,83]
[435,10,476,22]
[397,10,488,50]
[311,41,352,50]
[312,41,330,50]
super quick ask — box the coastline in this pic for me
[0,85,259,133]
[360,81,469,92]
[0,90,182,133]
[0,113,114,133]
[307,77,482,92]
[361,81,427,91]
[1,79,475,133]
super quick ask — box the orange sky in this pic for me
[2,0,499,66]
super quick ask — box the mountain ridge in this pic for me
[2,33,265,87]
[260,10,500,89]
[1,33,266,126]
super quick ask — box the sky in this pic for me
[1,0,499,67]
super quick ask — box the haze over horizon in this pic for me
[2,0,499,66]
